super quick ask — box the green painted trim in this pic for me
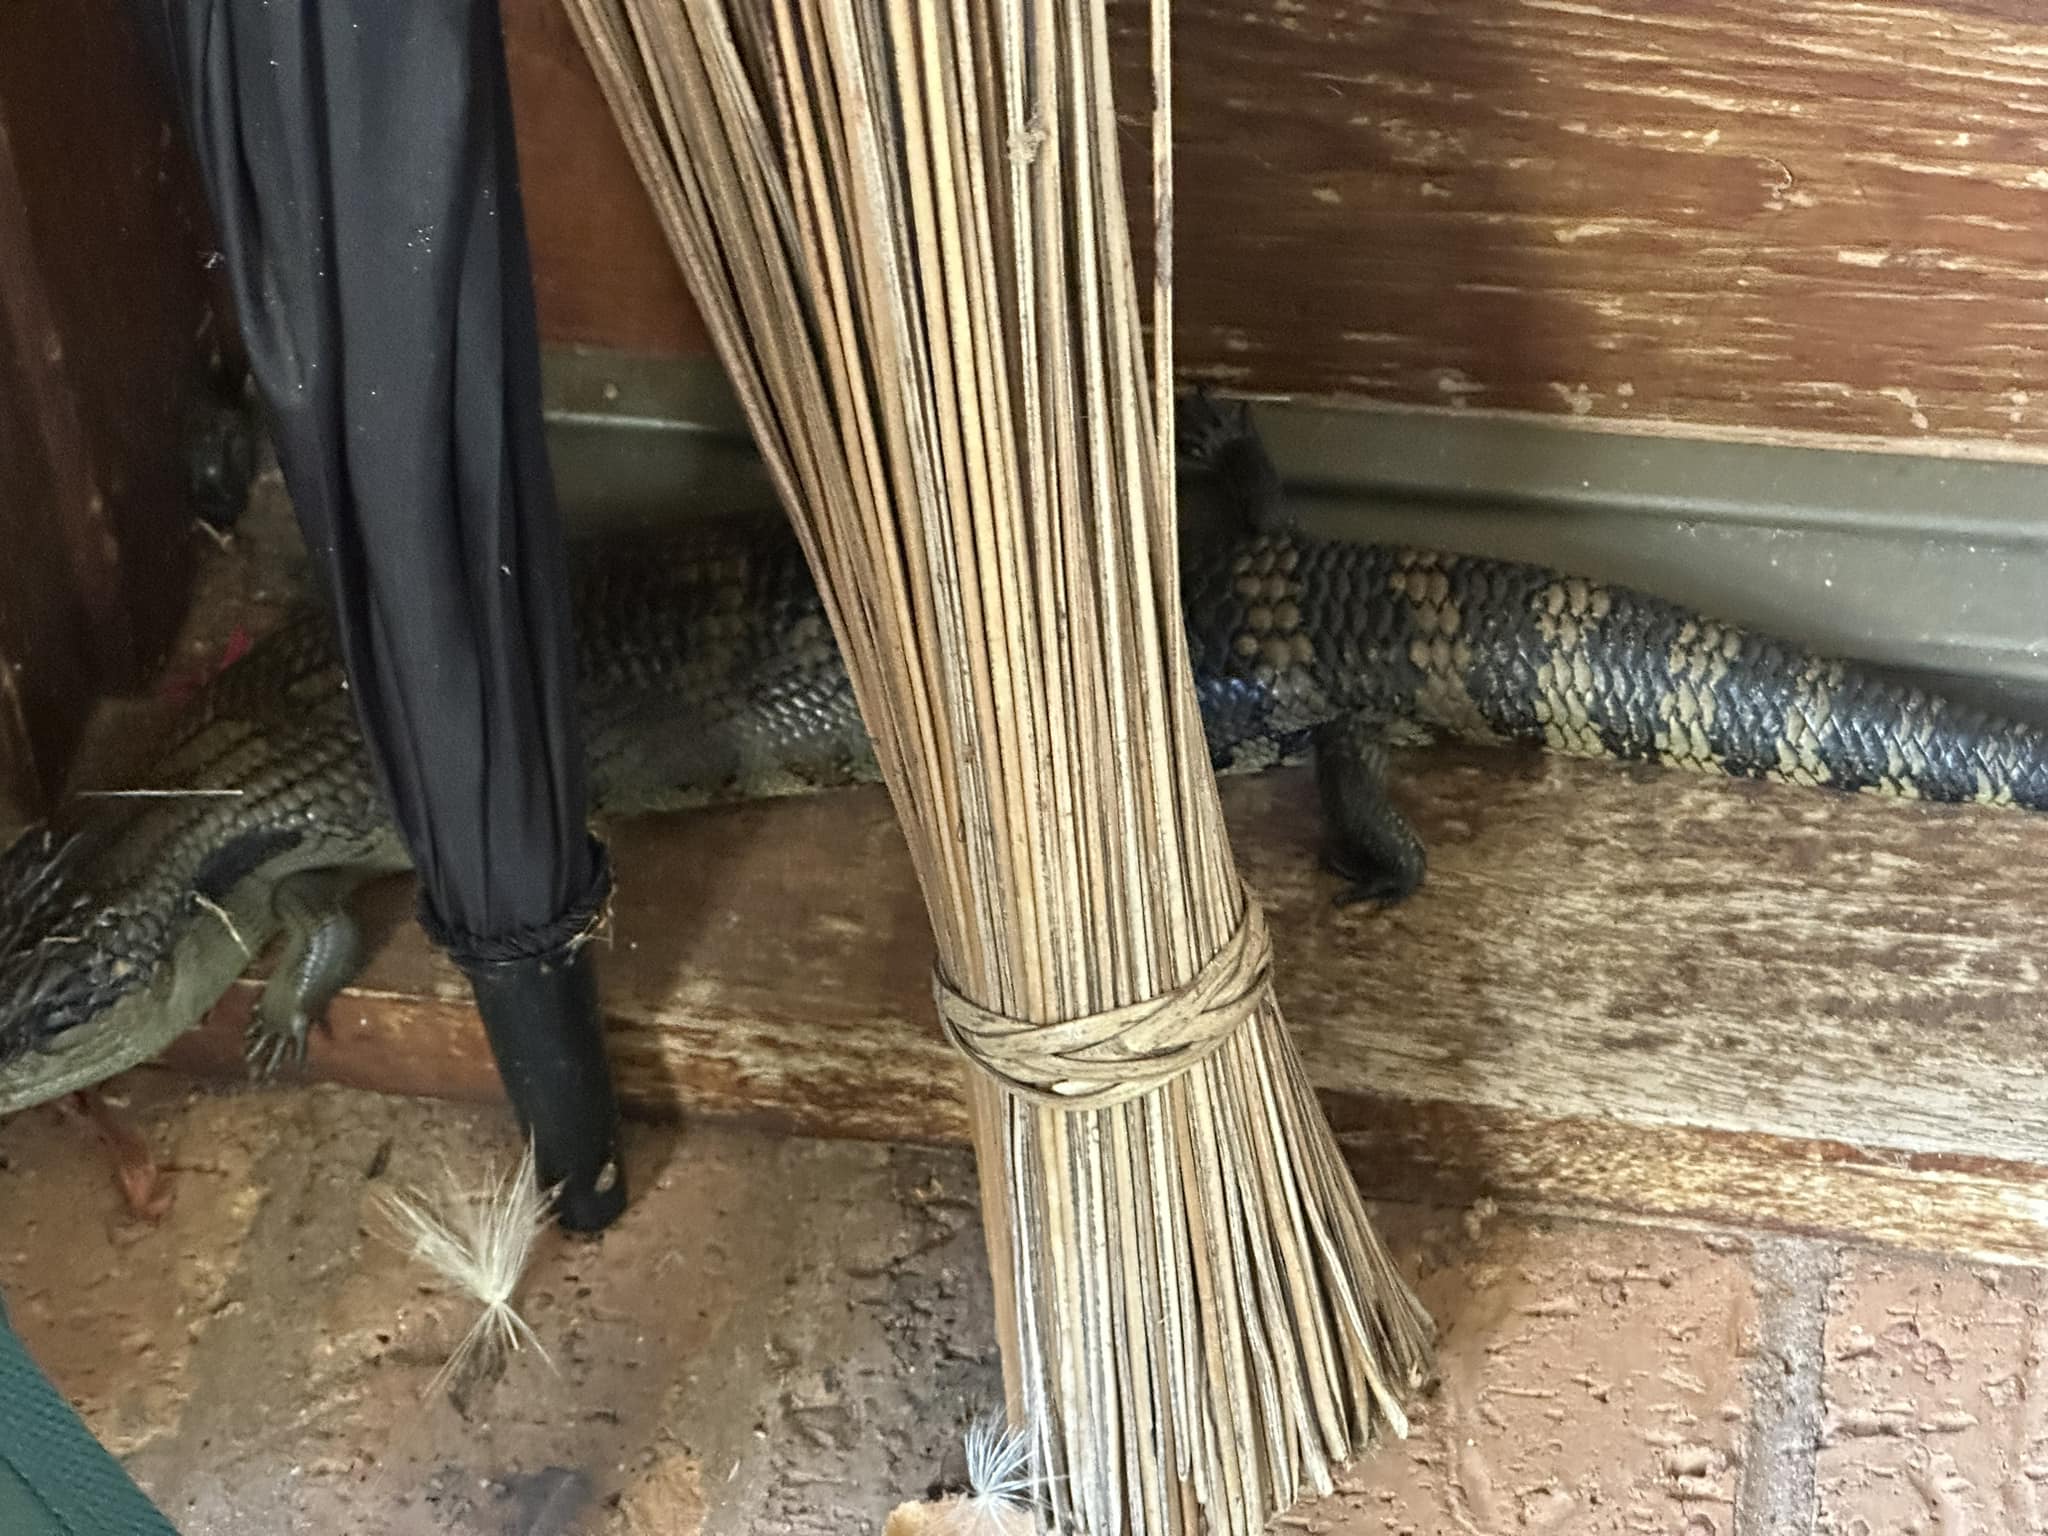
[539,347,2048,715]
[1258,402,2048,544]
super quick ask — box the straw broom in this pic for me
[560,0,1435,1528]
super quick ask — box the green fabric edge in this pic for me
[0,1296,179,1534]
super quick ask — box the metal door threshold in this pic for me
[544,347,2048,718]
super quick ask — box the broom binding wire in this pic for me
[933,887,1271,1110]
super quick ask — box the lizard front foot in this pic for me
[1313,716,1426,911]
[245,870,367,1083]
[1326,868,1416,909]
[244,992,313,1081]
[1322,848,1422,910]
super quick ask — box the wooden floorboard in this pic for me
[162,748,2048,1262]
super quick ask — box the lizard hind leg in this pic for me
[1313,716,1427,908]
[247,870,368,1080]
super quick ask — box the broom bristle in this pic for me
[561,0,1435,1529]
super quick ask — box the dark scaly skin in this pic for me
[1184,525,2048,902]
[0,517,891,1118]
[0,609,404,1111]
[5,397,2046,1114]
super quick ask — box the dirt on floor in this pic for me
[1,1077,1002,1536]
[7,1066,1972,1536]
[8,456,2036,1533]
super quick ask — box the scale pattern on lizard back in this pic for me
[1185,533,2048,808]
[569,523,878,814]
[9,502,2048,1117]
[0,607,403,1103]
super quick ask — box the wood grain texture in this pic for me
[162,747,2048,1261]
[0,0,224,797]
[1126,0,2048,452]
[501,0,709,357]
[0,649,35,826]
[0,79,136,809]
[503,0,2048,451]
[0,181,90,815]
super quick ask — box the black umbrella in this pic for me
[127,0,626,1231]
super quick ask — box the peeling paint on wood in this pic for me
[162,748,2048,1262]
[500,0,2048,451]
[1118,0,2048,448]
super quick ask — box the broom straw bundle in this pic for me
[561,0,1434,1528]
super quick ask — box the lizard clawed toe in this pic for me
[1330,879,1409,910]
[1321,849,1418,911]
[245,1012,312,1082]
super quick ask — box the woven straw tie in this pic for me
[934,893,1273,1111]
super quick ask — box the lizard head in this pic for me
[0,822,163,1091]
[0,812,304,1117]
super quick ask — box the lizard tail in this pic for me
[1396,550,2048,811]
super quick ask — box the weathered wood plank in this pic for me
[501,0,708,358]
[1136,0,2048,453]
[501,0,2048,453]
[1337,1098,2048,1268]
[162,748,2048,1261]
[0,0,225,800]
[0,101,117,812]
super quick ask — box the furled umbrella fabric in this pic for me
[126,0,626,1229]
